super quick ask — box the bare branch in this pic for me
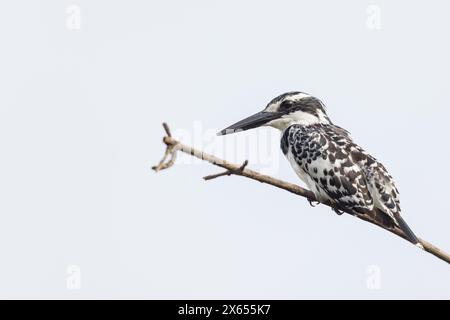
[153,123,450,265]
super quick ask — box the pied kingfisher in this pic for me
[218,91,422,247]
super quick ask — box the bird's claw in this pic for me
[332,207,344,216]
[308,199,320,207]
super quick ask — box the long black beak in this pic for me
[217,111,281,136]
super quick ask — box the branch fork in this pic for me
[203,160,249,181]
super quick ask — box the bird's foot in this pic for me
[308,199,320,207]
[332,207,345,216]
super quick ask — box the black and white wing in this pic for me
[358,153,421,245]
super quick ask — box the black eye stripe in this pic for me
[279,97,326,115]
[279,100,293,111]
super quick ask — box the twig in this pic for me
[151,123,178,172]
[153,123,450,265]
[162,122,172,137]
[203,160,249,180]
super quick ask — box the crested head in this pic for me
[263,91,331,131]
[218,91,332,136]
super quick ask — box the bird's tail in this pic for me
[395,216,424,250]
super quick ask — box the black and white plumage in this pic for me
[219,91,422,248]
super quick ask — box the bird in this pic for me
[218,91,422,248]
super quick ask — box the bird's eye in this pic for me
[279,100,292,111]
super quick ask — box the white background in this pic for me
[0,1,449,299]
